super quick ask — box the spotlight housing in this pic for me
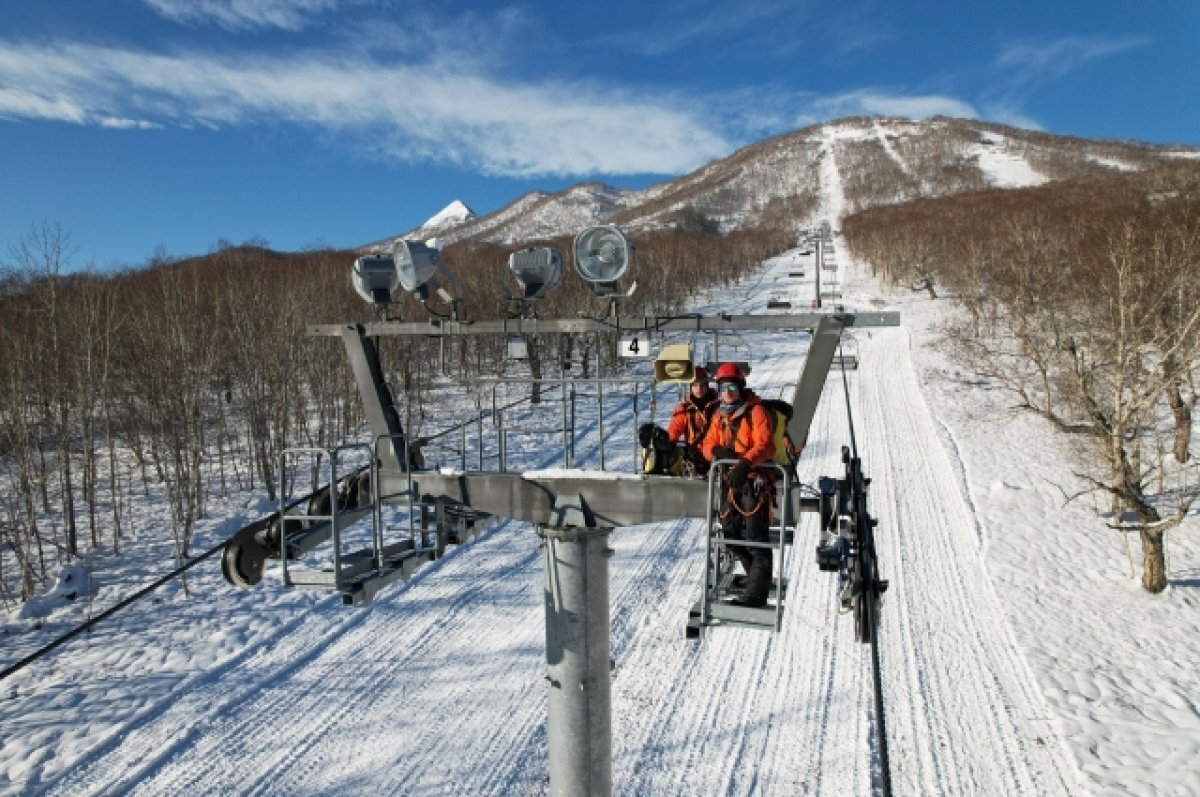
[391,239,462,307]
[508,247,564,301]
[351,254,400,305]
[394,240,444,294]
[573,225,632,297]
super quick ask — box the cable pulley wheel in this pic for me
[221,534,268,587]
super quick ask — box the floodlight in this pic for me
[508,247,563,301]
[573,225,632,297]
[351,254,400,305]
[394,240,444,293]
[391,239,462,304]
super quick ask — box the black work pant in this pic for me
[720,481,773,599]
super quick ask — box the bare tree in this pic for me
[845,164,1200,593]
[10,224,82,560]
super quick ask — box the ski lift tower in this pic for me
[223,226,899,797]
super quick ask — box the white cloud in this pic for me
[0,41,732,177]
[800,90,978,123]
[609,0,791,57]
[0,87,87,123]
[99,116,162,130]
[142,0,347,31]
[977,34,1148,132]
[995,34,1149,88]
[0,33,993,180]
[979,103,1044,132]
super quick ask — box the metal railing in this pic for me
[277,442,377,592]
[701,459,794,632]
[480,376,681,472]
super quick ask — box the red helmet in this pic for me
[713,362,745,384]
[692,366,710,384]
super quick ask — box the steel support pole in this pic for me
[815,238,823,309]
[539,525,613,797]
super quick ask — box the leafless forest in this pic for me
[842,161,1200,592]
[0,218,790,604]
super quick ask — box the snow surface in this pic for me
[872,119,913,178]
[969,140,1049,188]
[1087,154,1138,172]
[3,142,1199,797]
[422,199,475,228]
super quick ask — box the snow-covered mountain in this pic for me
[408,199,476,238]
[367,116,1195,251]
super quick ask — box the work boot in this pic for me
[730,556,771,607]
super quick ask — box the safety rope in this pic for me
[722,485,766,518]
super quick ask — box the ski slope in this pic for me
[5,142,1199,797]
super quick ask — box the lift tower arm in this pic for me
[340,324,408,471]
[787,314,845,451]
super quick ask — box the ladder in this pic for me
[687,461,795,638]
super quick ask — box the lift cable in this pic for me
[0,537,227,684]
[837,340,893,797]
[2,383,560,685]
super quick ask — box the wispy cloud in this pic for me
[0,41,732,177]
[141,0,349,32]
[798,90,978,124]
[0,86,87,123]
[978,104,1044,132]
[995,34,1149,90]
[978,34,1148,131]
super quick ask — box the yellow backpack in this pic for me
[759,399,802,473]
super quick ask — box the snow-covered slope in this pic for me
[367,116,1193,250]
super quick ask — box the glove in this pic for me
[712,445,735,462]
[637,424,655,448]
[727,458,751,490]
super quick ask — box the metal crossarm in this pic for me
[307,311,899,338]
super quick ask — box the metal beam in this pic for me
[340,325,407,471]
[309,311,899,338]
[541,525,613,797]
[380,470,820,528]
[385,471,710,528]
[788,315,845,449]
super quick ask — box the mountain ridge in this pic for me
[365,115,1197,252]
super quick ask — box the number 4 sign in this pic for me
[619,336,648,357]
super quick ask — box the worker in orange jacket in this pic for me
[666,366,718,476]
[701,362,776,607]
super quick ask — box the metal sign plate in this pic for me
[619,336,649,357]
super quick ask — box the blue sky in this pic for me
[1,0,1196,271]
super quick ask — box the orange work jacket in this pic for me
[700,392,776,468]
[667,392,718,447]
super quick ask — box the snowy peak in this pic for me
[422,200,475,230]
[411,184,641,248]
[359,199,478,254]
